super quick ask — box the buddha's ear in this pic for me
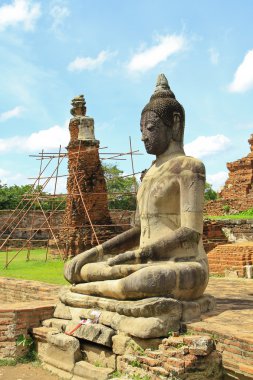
[172,112,183,142]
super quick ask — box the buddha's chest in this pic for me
[137,168,180,214]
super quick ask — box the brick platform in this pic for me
[188,277,253,379]
[0,277,60,303]
[208,242,253,277]
[0,301,56,359]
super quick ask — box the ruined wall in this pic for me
[202,219,228,252]
[203,218,253,251]
[220,134,253,200]
[208,243,253,277]
[204,198,253,216]
[0,210,63,247]
[0,278,60,303]
[2,210,253,250]
[0,278,59,359]
[0,209,133,248]
[205,134,253,216]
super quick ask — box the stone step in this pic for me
[73,360,114,380]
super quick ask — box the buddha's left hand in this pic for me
[107,250,137,266]
[107,247,153,266]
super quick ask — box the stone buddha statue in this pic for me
[64,74,208,302]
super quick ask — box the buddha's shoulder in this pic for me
[164,155,205,175]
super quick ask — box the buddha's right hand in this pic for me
[64,247,99,284]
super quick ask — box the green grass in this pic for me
[0,248,67,285]
[207,214,253,220]
[206,208,253,220]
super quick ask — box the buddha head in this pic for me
[140,74,185,156]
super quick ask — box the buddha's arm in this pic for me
[64,210,141,283]
[108,227,200,265]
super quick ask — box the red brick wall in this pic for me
[208,244,253,277]
[0,278,60,303]
[205,198,253,216]
[0,303,56,358]
[0,209,133,248]
[0,278,60,359]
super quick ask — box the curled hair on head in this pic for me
[141,74,185,144]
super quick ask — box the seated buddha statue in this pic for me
[64,74,209,302]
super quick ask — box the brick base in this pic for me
[208,243,253,277]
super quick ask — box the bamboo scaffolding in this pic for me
[3,197,66,268]
[0,154,54,238]
[1,137,139,267]
[0,155,65,250]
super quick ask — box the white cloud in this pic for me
[228,50,253,93]
[0,168,27,186]
[207,171,228,191]
[0,106,24,122]
[45,176,67,194]
[0,0,41,31]
[24,124,68,151]
[0,167,9,178]
[208,47,219,65]
[49,0,69,33]
[127,34,186,73]
[185,135,231,158]
[0,124,69,153]
[68,51,116,71]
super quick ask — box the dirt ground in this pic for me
[0,363,59,380]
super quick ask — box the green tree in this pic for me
[0,183,33,210]
[0,182,65,210]
[103,164,137,210]
[204,182,217,201]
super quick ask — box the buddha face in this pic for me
[140,111,171,156]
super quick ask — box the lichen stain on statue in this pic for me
[61,74,215,339]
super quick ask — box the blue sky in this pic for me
[0,0,253,193]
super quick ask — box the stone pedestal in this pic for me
[37,285,216,379]
[37,292,220,379]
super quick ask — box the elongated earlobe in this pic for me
[172,112,183,143]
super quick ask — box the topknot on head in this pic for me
[141,74,185,143]
[152,73,176,100]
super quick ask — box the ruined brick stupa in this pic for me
[205,134,253,215]
[220,134,253,201]
[63,95,112,257]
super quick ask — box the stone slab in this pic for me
[73,360,114,380]
[54,302,72,320]
[43,318,69,331]
[43,363,72,380]
[112,333,162,355]
[62,288,183,317]
[43,332,82,373]
[65,323,115,347]
[80,342,116,369]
